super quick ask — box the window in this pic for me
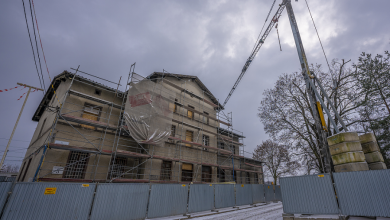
[217,168,225,182]
[81,103,102,130]
[203,112,209,124]
[187,105,194,119]
[21,158,32,182]
[202,166,212,182]
[255,173,259,184]
[160,161,172,181]
[107,157,127,179]
[181,163,193,182]
[231,145,236,155]
[246,172,250,184]
[218,142,225,149]
[185,130,193,147]
[94,89,102,96]
[38,118,47,138]
[202,135,209,146]
[171,125,176,137]
[169,99,177,113]
[233,170,237,183]
[63,151,89,179]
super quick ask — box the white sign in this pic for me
[54,140,69,145]
[52,166,64,175]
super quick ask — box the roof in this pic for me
[146,72,223,110]
[32,71,120,121]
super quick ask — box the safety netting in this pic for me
[123,73,176,146]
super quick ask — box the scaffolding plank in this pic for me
[69,90,122,109]
[61,114,117,130]
[245,162,263,168]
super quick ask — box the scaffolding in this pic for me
[31,67,263,184]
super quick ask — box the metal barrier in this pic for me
[280,174,339,215]
[188,184,214,213]
[334,170,390,217]
[90,183,149,220]
[252,184,265,203]
[0,176,6,182]
[264,185,274,202]
[0,182,12,213]
[147,184,189,218]
[274,185,282,201]
[5,177,16,182]
[236,184,253,206]
[215,184,235,209]
[1,182,96,220]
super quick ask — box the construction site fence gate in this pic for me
[0,182,282,220]
[280,170,390,217]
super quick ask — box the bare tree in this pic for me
[1,164,20,173]
[253,140,300,184]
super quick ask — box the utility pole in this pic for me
[284,0,332,173]
[0,83,43,171]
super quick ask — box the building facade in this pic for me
[17,70,263,184]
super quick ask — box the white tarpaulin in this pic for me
[124,76,176,146]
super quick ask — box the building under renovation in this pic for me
[16,69,263,184]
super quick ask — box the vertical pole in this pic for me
[0,87,32,170]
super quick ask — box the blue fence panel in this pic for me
[1,182,96,220]
[188,184,214,213]
[252,184,265,203]
[214,184,235,209]
[264,185,274,202]
[334,170,390,217]
[274,185,282,201]
[0,182,12,213]
[90,183,149,220]
[236,184,252,206]
[280,174,339,214]
[147,184,189,218]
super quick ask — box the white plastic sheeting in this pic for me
[124,75,176,146]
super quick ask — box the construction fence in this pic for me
[0,182,281,220]
[280,169,390,218]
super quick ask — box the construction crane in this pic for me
[224,0,349,173]
[222,2,286,108]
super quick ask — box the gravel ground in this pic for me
[191,202,283,220]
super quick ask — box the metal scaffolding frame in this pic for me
[32,67,263,184]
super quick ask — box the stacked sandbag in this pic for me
[327,132,369,172]
[359,133,387,170]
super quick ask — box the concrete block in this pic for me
[334,162,369,172]
[361,141,380,154]
[329,141,362,156]
[368,162,387,170]
[365,151,384,163]
[327,132,359,146]
[331,151,365,165]
[359,133,376,145]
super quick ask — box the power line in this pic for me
[304,0,332,73]
[28,0,45,92]
[21,0,44,93]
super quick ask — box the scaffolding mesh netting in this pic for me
[124,73,176,146]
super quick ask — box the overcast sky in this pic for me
[0,0,389,166]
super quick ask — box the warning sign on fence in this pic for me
[44,187,57,195]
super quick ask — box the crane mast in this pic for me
[222,3,286,108]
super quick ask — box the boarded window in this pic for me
[217,168,225,182]
[107,157,127,179]
[185,130,193,147]
[168,102,176,113]
[181,163,193,182]
[81,103,101,130]
[63,151,89,179]
[187,105,194,119]
[246,172,250,184]
[202,166,212,183]
[202,135,209,146]
[160,161,172,181]
[171,125,176,137]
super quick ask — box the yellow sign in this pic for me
[241,184,244,187]
[318,175,324,177]
[271,182,274,185]
[209,184,212,186]
[182,184,186,187]
[82,184,89,187]
[44,187,57,195]
[268,186,270,189]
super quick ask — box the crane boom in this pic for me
[222,3,286,108]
